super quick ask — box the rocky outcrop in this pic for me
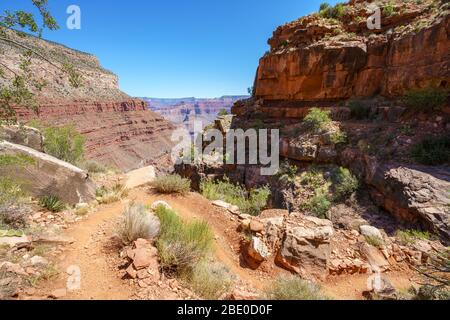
[367,162,450,242]
[0,141,96,204]
[275,215,334,278]
[0,125,44,152]
[0,29,175,172]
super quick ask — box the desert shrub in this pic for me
[0,154,35,167]
[277,160,298,184]
[200,177,269,216]
[155,205,214,275]
[303,108,332,133]
[186,261,233,300]
[383,2,395,16]
[319,2,331,11]
[80,160,108,174]
[39,195,66,213]
[0,204,31,229]
[330,129,347,145]
[120,203,160,244]
[0,177,26,206]
[152,174,191,195]
[411,136,450,165]
[42,125,85,165]
[301,189,331,219]
[396,229,431,245]
[265,276,329,300]
[365,235,385,248]
[348,100,371,119]
[413,250,449,300]
[300,167,326,190]
[331,167,359,201]
[96,183,129,204]
[320,2,346,20]
[405,87,448,112]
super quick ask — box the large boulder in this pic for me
[275,214,334,278]
[0,125,43,152]
[0,141,96,205]
[366,162,450,244]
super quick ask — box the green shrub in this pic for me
[301,167,326,190]
[383,2,395,16]
[120,203,160,244]
[200,177,269,216]
[302,189,331,219]
[39,195,66,213]
[96,183,129,204]
[304,108,332,133]
[0,154,35,168]
[152,174,191,195]
[330,130,347,145]
[277,160,298,183]
[265,276,329,300]
[405,87,448,112]
[80,160,108,174]
[186,261,233,300]
[365,235,384,248]
[319,3,331,11]
[331,167,359,201]
[411,136,450,165]
[42,125,85,165]
[155,205,214,275]
[319,2,346,20]
[348,100,371,120]
[396,229,431,245]
[0,177,26,206]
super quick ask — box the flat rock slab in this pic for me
[0,141,96,205]
[0,235,30,247]
[125,166,156,189]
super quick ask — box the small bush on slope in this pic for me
[411,136,450,165]
[39,195,66,213]
[265,276,329,300]
[152,174,191,195]
[405,87,448,112]
[200,177,270,216]
[120,203,161,244]
[42,125,85,165]
[155,205,214,276]
[303,108,332,133]
[96,183,129,204]
[331,167,359,201]
[186,261,233,300]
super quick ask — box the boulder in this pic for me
[0,141,96,205]
[0,125,43,152]
[365,274,398,300]
[245,236,270,268]
[276,214,334,278]
[360,225,383,240]
[0,234,30,248]
[359,243,390,272]
[366,162,450,244]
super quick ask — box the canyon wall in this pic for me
[233,0,449,119]
[229,0,450,241]
[0,29,175,172]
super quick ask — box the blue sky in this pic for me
[2,0,339,98]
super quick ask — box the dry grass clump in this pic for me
[120,203,160,244]
[152,174,191,195]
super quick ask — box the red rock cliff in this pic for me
[253,0,449,103]
[0,29,175,172]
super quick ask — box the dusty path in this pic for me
[40,200,133,300]
[36,187,415,300]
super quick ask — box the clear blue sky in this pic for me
[2,0,339,98]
